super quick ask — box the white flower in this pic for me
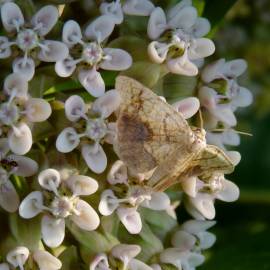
[55,18,132,97]
[0,73,51,155]
[56,90,120,173]
[98,161,170,234]
[6,247,29,270]
[19,168,100,247]
[0,3,68,80]
[147,2,214,76]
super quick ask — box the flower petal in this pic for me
[84,15,115,43]
[71,199,100,231]
[38,168,61,192]
[188,38,215,60]
[211,105,237,126]
[190,17,211,38]
[222,59,247,78]
[216,179,239,202]
[142,192,170,210]
[117,207,142,234]
[12,57,36,81]
[66,175,98,196]
[19,191,43,218]
[8,155,38,177]
[181,219,216,234]
[172,97,200,119]
[91,89,121,118]
[55,56,77,77]
[107,160,128,185]
[100,48,132,71]
[41,215,65,248]
[56,127,80,153]
[4,72,28,98]
[181,176,198,197]
[25,98,52,122]
[78,68,105,97]
[38,40,69,62]
[0,180,19,212]
[98,189,119,216]
[123,0,155,16]
[198,86,217,110]
[201,58,226,83]
[0,263,10,270]
[148,41,169,64]
[33,250,62,270]
[159,248,182,268]
[100,1,123,24]
[187,252,205,267]
[129,259,153,270]
[1,2,24,32]
[222,129,240,146]
[111,244,141,262]
[226,150,241,166]
[90,254,109,270]
[81,143,107,174]
[147,7,167,40]
[232,86,253,107]
[31,5,59,36]
[0,138,9,156]
[8,123,32,155]
[7,247,29,268]
[197,231,216,249]
[0,36,12,58]
[65,95,86,122]
[171,230,196,250]
[62,20,82,47]
[167,0,192,20]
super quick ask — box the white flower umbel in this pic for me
[147,1,215,76]
[0,73,51,155]
[98,160,170,234]
[0,3,68,80]
[19,168,100,247]
[55,18,132,97]
[0,138,38,212]
[182,173,240,220]
[56,90,120,173]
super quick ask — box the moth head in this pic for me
[191,127,207,148]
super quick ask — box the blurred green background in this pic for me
[198,0,270,269]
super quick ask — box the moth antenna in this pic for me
[211,129,253,137]
[198,109,204,130]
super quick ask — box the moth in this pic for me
[114,76,234,192]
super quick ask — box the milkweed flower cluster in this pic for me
[0,0,252,269]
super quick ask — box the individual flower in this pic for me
[19,168,100,247]
[147,0,215,76]
[55,17,132,97]
[90,244,152,270]
[56,90,120,173]
[98,160,170,234]
[0,2,68,80]
[100,0,155,24]
[0,246,62,270]
[182,173,240,220]
[0,138,38,212]
[0,73,52,155]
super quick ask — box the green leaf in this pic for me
[59,246,80,270]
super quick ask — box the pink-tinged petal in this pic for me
[32,5,58,36]
[123,0,155,16]
[71,199,100,231]
[8,123,32,155]
[190,17,211,38]
[147,7,167,40]
[0,36,11,58]
[107,160,128,185]
[4,72,28,98]
[98,189,119,216]
[211,105,237,126]
[25,98,52,122]
[216,179,239,202]
[167,53,198,76]
[172,97,200,119]
[90,254,109,270]
[168,6,197,30]
[129,259,153,270]
[33,250,62,270]
[222,59,247,78]
[171,230,196,250]
[62,20,82,47]
[197,231,216,249]
[12,57,35,81]
[148,41,169,64]
[0,180,19,212]
[201,58,226,83]
[188,38,215,60]
[100,1,123,24]
[55,57,77,77]
[81,143,107,174]
[233,86,253,107]
[8,155,38,177]
[181,219,216,234]
[41,215,65,248]
[19,191,43,218]
[117,207,142,234]
[0,263,9,270]
[226,150,241,166]
[142,192,170,210]
[111,244,141,263]
[7,247,29,268]
[1,2,24,32]
[92,89,121,118]
[56,127,80,153]
[198,86,217,110]
[78,68,105,97]
[38,168,61,192]
[84,15,115,43]
[181,176,198,197]
[65,95,86,122]
[101,48,132,71]
[38,40,69,62]
[66,175,98,196]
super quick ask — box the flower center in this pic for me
[86,118,107,141]
[17,29,39,51]
[0,103,19,126]
[82,42,103,65]
[51,196,75,218]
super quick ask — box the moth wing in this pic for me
[115,76,194,175]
